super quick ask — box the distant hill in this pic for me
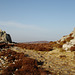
[23,41,49,44]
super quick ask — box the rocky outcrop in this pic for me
[62,28,75,51]
[0,29,12,43]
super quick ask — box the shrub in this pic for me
[65,37,74,42]
[1,49,51,75]
[70,46,75,51]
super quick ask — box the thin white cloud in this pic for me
[0,21,47,31]
[0,21,57,42]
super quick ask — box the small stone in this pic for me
[16,69,18,71]
[4,57,7,60]
[13,62,15,64]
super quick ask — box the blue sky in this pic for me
[0,0,75,42]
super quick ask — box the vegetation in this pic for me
[0,49,51,75]
[70,46,75,51]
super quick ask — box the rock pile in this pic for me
[0,29,12,43]
[62,28,75,51]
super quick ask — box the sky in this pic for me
[0,0,75,42]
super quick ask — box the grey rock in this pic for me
[6,34,12,43]
[0,29,12,43]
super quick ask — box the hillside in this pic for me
[0,28,75,75]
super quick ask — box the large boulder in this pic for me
[0,29,12,43]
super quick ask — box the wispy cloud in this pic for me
[0,21,54,42]
[0,21,47,32]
